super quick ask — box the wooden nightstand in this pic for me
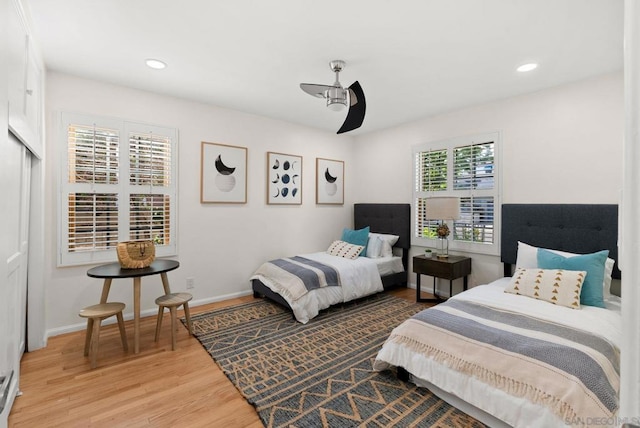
[413,254,471,302]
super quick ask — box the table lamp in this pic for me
[425,197,460,258]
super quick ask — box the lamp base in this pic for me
[437,237,449,258]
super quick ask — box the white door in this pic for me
[0,133,31,427]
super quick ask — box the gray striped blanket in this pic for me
[379,299,619,424]
[251,256,341,301]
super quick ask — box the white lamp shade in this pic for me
[425,197,460,220]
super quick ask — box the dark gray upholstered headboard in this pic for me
[354,203,411,287]
[501,204,620,279]
[354,203,411,249]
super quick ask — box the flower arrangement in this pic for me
[436,223,450,238]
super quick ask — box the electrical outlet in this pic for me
[186,277,195,289]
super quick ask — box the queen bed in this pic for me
[251,203,410,323]
[374,204,621,428]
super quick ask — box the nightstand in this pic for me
[413,255,471,302]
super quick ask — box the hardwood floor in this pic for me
[9,288,420,427]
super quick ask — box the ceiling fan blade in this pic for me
[300,83,332,98]
[337,81,366,134]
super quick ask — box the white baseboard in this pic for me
[45,289,255,339]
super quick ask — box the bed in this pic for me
[251,203,410,323]
[374,204,622,428]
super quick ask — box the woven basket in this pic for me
[116,241,155,269]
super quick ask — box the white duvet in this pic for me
[374,277,622,428]
[251,252,384,323]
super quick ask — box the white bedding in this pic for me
[372,255,404,277]
[374,277,622,428]
[251,251,385,323]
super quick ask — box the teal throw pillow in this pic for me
[341,227,370,257]
[536,248,609,308]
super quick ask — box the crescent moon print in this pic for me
[316,158,344,205]
[292,174,299,185]
[202,143,247,203]
[215,155,236,175]
[271,173,280,184]
[325,168,337,183]
[215,154,236,192]
[272,187,280,198]
[272,159,280,169]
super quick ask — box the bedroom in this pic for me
[2,0,639,426]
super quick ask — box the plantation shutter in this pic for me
[67,193,119,252]
[129,132,172,186]
[453,142,494,190]
[60,112,178,266]
[66,124,120,253]
[412,133,500,254]
[414,149,447,238]
[128,132,172,245]
[452,142,495,244]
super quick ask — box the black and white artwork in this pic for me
[201,142,247,203]
[267,152,302,205]
[316,158,344,205]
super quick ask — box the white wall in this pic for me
[352,72,623,289]
[44,72,356,334]
[44,71,624,335]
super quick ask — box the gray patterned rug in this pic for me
[189,293,486,428]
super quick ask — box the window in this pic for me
[59,112,178,266]
[413,132,500,255]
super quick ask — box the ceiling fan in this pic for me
[300,60,366,134]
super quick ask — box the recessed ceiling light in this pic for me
[517,63,538,73]
[146,59,167,70]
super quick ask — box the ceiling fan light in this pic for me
[326,87,347,111]
[327,99,347,111]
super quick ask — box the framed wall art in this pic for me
[201,142,248,203]
[316,158,344,205]
[267,152,302,205]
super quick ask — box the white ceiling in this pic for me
[24,0,623,135]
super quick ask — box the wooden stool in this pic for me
[79,302,128,368]
[154,292,193,351]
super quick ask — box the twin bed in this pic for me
[251,203,621,427]
[251,203,410,323]
[377,203,621,427]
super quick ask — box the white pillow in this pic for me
[327,240,364,259]
[515,241,615,298]
[365,236,384,258]
[505,268,586,309]
[368,233,399,258]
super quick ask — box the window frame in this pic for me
[412,132,501,256]
[58,112,178,267]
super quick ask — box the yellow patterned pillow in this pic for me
[505,268,586,309]
[327,240,364,259]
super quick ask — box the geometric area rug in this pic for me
[189,294,486,428]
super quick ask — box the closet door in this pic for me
[0,134,30,426]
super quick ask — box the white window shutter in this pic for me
[59,113,178,266]
[412,133,500,255]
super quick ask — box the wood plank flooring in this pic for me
[9,288,421,428]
